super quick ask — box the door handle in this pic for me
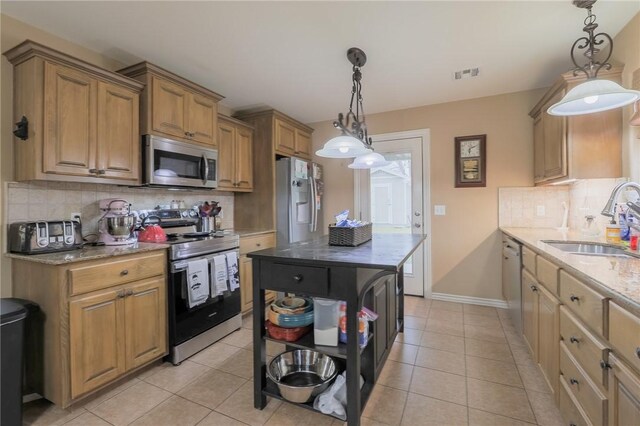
[414,212,421,217]
[414,223,421,228]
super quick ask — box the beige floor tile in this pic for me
[463,313,503,329]
[242,314,254,329]
[131,395,210,426]
[265,401,335,426]
[388,342,419,365]
[428,308,464,323]
[401,393,468,426]
[510,345,533,365]
[216,381,282,426]
[430,300,464,313]
[467,378,535,423]
[395,328,423,345]
[468,408,536,425]
[88,381,172,426]
[378,360,414,391]
[404,315,427,330]
[425,319,464,337]
[143,360,211,393]
[136,360,167,380]
[526,390,564,426]
[190,342,243,369]
[409,366,467,405]
[405,304,429,318]
[415,347,466,375]
[420,331,465,354]
[464,339,514,363]
[497,308,511,319]
[465,356,523,387]
[463,305,498,317]
[222,328,254,348]
[464,325,507,343]
[22,399,86,426]
[516,361,551,393]
[198,410,248,426]
[178,369,247,409]
[82,377,142,410]
[63,411,111,426]
[217,348,256,379]
[362,384,407,425]
[265,340,287,357]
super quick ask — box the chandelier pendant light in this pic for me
[547,0,640,116]
[317,48,389,169]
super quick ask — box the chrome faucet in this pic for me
[601,182,640,218]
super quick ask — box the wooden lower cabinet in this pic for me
[538,284,560,397]
[522,269,539,359]
[12,250,168,407]
[608,354,640,426]
[239,232,277,313]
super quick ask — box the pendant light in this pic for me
[317,48,387,168]
[547,0,640,116]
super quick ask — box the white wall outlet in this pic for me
[536,205,546,217]
[434,205,446,216]
[71,212,81,223]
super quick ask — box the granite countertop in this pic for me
[234,229,276,237]
[501,227,640,315]
[248,234,426,271]
[6,242,169,265]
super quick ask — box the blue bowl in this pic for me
[268,307,314,328]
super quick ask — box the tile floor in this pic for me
[23,297,564,425]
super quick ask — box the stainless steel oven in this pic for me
[143,135,217,189]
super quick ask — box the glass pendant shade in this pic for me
[315,135,372,158]
[547,79,640,116]
[348,152,390,169]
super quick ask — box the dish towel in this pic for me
[187,258,209,308]
[211,255,229,296]
[226,251,240,292]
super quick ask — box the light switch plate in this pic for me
[536,205,546,216]
[434,205,446,216]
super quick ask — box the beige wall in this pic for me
[310,89,546,300]
[612,12,640,182]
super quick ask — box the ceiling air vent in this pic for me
[453,67,480,80]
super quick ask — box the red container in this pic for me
[266,320,311,342]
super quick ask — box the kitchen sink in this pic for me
[542,241,640,259]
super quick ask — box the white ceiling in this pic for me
[2,1,638,124]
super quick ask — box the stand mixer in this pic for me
[98,199,137,245]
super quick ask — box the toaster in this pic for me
[9,221,83,254]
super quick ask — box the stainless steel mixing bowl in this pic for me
[105,215,136,240]
[267,349,338,403]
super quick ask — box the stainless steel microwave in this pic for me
[143,135,217,189]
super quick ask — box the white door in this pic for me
[355,131,430,297]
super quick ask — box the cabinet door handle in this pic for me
[570,294,580,302]
[120,269,129,276]
[530,285,538,292]
[600,360,611,370]
[125,289,134,297]
[117,290,125,298]
[293,274,303,282]
[256,243,261,247]
[97,169,106,175]
[569,336,580,344]
[89,168,98,174]
[636,347,640,359]
[569,378,579,385]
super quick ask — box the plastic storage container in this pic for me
[313,298,340,346]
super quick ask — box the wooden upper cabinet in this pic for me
[295,129,312,159]
[4,41,144,184]
[529,67,622,185]
[118,62,224,148]
[217,115,253,192]
[274,118,296,155]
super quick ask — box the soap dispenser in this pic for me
[581,215,600,237]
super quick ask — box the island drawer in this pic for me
[559,270,606,336]
[559,376,592,426]
[68,252,166,296]
[240,233,276,256]
[265,263,329,296]
[608,301,640,373]
[560,306,608,391]
[522,246,536,274]
[560,342,607,425]
[536,256,559,296]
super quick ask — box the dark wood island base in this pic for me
[249,234,425,426]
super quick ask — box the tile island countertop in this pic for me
[6,242,169,265]
[501,227,640,315]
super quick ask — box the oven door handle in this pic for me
[201,154,209,185]
[170,249,239,273]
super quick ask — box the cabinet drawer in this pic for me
[559,376,594,426]
[536,256,559,296]
[69,252,166,296]
[265,263,328,296]
[240,233,275,256]
[522,246,536,274]
[559,270,606,336]
[609,302,640,373]
[560,306,608,391]
[560,342,607,425]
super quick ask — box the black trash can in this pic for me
[1,298,29,426]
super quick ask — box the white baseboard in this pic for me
[431,293,508,309]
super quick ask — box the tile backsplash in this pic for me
[5,181,234,239]
[499,178,629,233]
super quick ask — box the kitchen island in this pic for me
[248,233,426,426]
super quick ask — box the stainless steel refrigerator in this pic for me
[276,157,323,245]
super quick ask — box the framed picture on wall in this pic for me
[454,134,486,188]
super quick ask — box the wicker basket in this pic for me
[328,223,372,247]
